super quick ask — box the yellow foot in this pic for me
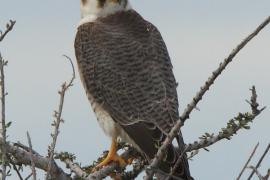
[96,152,126,168]
[95,138,127,169]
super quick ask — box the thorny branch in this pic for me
[236,143,259,180]
[0,53,8,180]
[185,87,265,153]
[0,20,16,42]
[26,132,37,180]
[145,15,270,180]
[168,86,265,179]
[0,19,16,180]
[247,143,270,180]
[56,146,144,180]
[46,55,75,180]
[248,166,270,180]
[0,137,69,180]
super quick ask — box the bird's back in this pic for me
[75,10,192,180]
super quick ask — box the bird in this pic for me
[74,0,192,179]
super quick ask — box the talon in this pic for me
[95,139,127,168]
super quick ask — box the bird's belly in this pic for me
[90,99,142,152]
[93,101,119,138]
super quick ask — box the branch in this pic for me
[247,143,270,180]
[46,56,75,180]
[185,87,265,153]
[0,52,8,180]
[26,132,37,180]
[248,166,265,180]
[236,143,259,180]
[0,20,16,42]
[0,19,15,180]
[64,159,88,178]
[56,147,142,180]
[145,15,270,180]
[0,137,69,180]
[85,146,142,180]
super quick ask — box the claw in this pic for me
[95,139,127,169]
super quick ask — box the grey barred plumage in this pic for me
[75,9,192,180]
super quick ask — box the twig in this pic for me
[184,112,263,152]
[248,166,264,180]
[0,20,16,42]
[247,143,270,180]
[120,159,146,180]
[0,53,8,180]
[145,15,270,180]
[14,142,40,156]
[46,56,75,180]
[0,19,15,180]
[236,143,259,180]
[64,159,88,179]
[7,155,23,180]
[149,167,185,180]
[25,173,33,180]
[26,132,37,180]
[0,137,69,180]
[185,86,265,153]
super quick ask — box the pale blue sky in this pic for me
[1,1,270,179]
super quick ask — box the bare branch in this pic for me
[26,132,37,180]
[184,86,264,152]
[7,155,23,180]
[185,111,265,153]
[247,143,270,180]
[0,53,8,180]
[248,166,265,180]
[120,159,146,180]
[46,56,75,180]
[0,20,16,42]
[145,15,270,180]
[64,159,88,179]
[25,173,33,180]
[0,19,15,180]
[236,143,259,180]
[0,137,69,180]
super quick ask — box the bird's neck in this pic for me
[79,0,132,26]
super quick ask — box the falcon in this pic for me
[75,0,192,179]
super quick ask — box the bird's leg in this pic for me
[96,138,126,168]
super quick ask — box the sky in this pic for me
[1,0,270,179]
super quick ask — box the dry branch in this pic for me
[46,55,75,180]
[26,132,37,180]
[0,53,7,180]
[0,137,69,180]
[0,20,16,42]
[236,143,259,180]
[0,19,16,180]
[247,166,270,180]
[247,143,270,180]
[185,87,265,153]
[58,148,138,180]
[145,15,270,180]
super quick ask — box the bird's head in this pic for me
[79,0,131,24]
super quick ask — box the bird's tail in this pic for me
[156,132,193,180]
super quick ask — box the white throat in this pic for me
[79,0,132,26]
